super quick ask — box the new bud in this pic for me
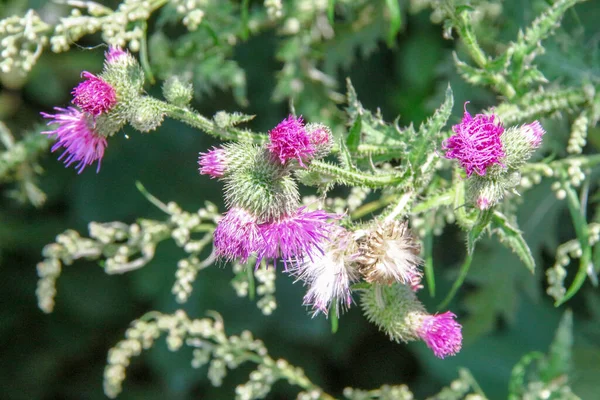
[128,96,165,132]
[163,76,194,107]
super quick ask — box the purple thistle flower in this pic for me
[213,207,260,263]
[72,71,117,116]
[105,46,128,64]
[291,228,358,316]
[41,107,107,173]
[198,147,227,178]
[521,120,545,148]
[417,311,463,359]
[444,103,505,177]
[257,207,337,268]
[267,115,315,167]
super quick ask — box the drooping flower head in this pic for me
[71,71,117,117]
[292,228,358,316]
[213,207,260,263]
[41,107,107,173]
[355,220,423,287]
[417,312,463,359]
[520,120,545,148]
[267,115,315,167]
[444,103,505,176]
[198,147,227,178]
[257,207,337,268]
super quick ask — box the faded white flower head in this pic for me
[355,220,423,287]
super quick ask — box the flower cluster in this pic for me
[41,47,141,173]
[444,102,545,209]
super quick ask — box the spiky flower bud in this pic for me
[360,284,462,358]
[72,72,117,116]
[267,115,315,167]
[305,123,333,159]
[163,76,193,107]
[355,220,423,287]
[198,147,227,178]
[101,47,144,99]
[128,96,165,133]
[40,107,108,173]
[500,122,546,170]
[443,103,505,177]
[291,227,358,316]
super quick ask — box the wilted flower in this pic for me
[41,107,107,173]
[213,207,260,263]
[256,207,337,268]
[417,312,462,359]
[72,71,117,116]
[292,228,358,316]
[198,147,227,178]
[444,103,505,176]
[267,115,314,167]
[355,220,423,287]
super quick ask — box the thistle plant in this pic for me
[2,0,599,398]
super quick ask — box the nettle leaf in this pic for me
[492,211,535,274]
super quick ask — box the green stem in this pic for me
[138,21,155,84]
[424,213,436,297]
[438,252,473,310]
[309,160,406,188]
[350,195,397,219]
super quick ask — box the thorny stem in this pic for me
[309,160,406,188]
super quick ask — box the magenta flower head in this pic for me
[198,147,227,178]
[417,311,462,359]
[521,121,545,148]
[72,71,117,116]
[267,115,315,167]
[105,46,128,64]
[257,207,338,268]
[41,107,107,173]
[213,207,260,263]
[444,102,505,177]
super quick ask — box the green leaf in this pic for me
[327,0,335,25]
[492,211,535,273]
[541,309,573,380]
[508,351,545,400]
[467,208,494,255]
[346,114,361,152]
[385,0,402,47]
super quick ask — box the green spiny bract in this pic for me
[128,97,166,133]
[162,76,194,107]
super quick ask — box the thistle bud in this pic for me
[305,123,333,159]
[500,122,546,170]
[128,96,165,132]
[163,76,193,107]
[101,47,144,99]
[355,220,423,287]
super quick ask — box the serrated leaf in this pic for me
[492,211,536,273]
[467,208,494,255]
[338,137,358,172]
[541,309,573,380]
[346,114,361,151]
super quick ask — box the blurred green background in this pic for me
[1,0,600,399]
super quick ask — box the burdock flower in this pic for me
[444,103,505,176]
[213,207,261,263]
[267,115,315,167]
[417,312,462,359]
[355,220,423,287]
[292,228,358,316]
[41,107,107,173]
[198,147,227,178]
[256,207,337,268]
[72,71,117,116]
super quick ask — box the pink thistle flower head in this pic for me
[72,71,117,116]
[105,46,128,64]
[213,207,260,263]
[417,311,462,359]
[520,120,545,148]
[268,115,315,167]
[444,102,505,177]
[291,228,358,316]
[257,207,338,268]
[40,107,107,173]
[198,147,227,178]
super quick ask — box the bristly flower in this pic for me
[417,312,463,359]
[291,228,358,316]
[267,115,315,167]
[520,120,545,148]
[355,220,423,287]
[105,46,128,64]
[444,103,505,177]
[256,207,337,268]
[72,71,117,116]
[213,207,260,263]
[198,147,227,178]
[41,107,107,173]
